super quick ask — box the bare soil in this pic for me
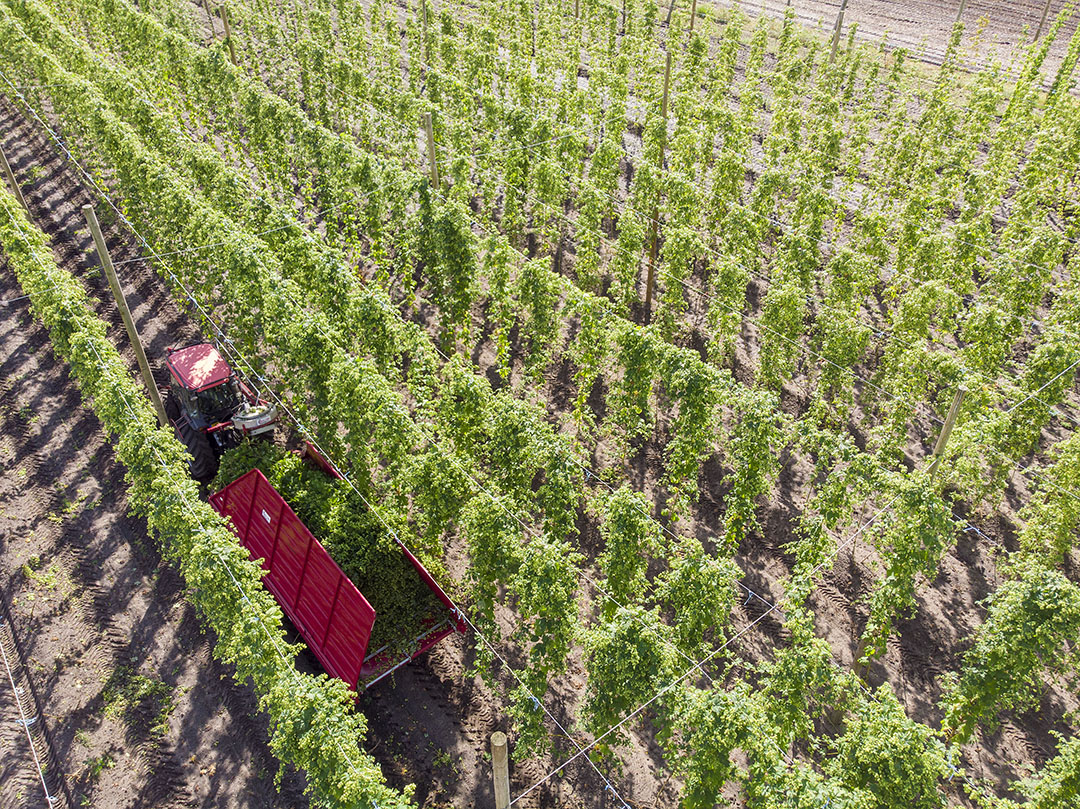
[2,0,1079,807]
[740,0,1080,80]
[0,100,309,809]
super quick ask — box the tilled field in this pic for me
[0,94,586,809]
[1,0,1079,806]
[740,0,1080,77]
[0,100,309,808]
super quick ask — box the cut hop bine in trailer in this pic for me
[1,100,466,704]
[158,338,467,693]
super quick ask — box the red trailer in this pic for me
[209,467,465,690]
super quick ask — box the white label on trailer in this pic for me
[262,509,272,524]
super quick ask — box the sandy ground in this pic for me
[731,0,1079,79]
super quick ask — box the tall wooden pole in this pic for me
[660,50,672,119]
[82,205,169,427]
[220,4,238,65]
[491,732,510,809]
[928,387,966,478]
[422,0,429,63]
[643,50,672,324]
[1035,0,1052,40]
[423,112,439,188]
[829,0,848,64]
[0,145,28,213]
[688,0,697,33]
[204,0,217,40]
[664,0,676,27]
[289,0,300,44]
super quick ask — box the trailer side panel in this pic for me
[210,469,375,689]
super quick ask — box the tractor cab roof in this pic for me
[166,343,233,392]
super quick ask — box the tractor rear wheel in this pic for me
[178,418,218,481]
[185,427,218,481]
[166,389,218,481]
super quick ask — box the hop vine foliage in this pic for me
[1015,430,1080,567]
[0,188,411,809]
[860,471,957,662]
[596,484,663,607]
[722,390,784,551]
[940,562,1080,744]
[656,538,739,657]
[1019,734,1080,809]
[826,684,951,809]
[9,0,1080,798]
[581,606,677,751]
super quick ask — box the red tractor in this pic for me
[163,343,277,479]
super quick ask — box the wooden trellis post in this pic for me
[688,0,697,33]
[491,732,510,809]
[643,50,672,324]
[0,145,28,212]
[423,112,439,188]
[422,0,430,63]
[660,50,672,120]
[204,0,217,40]
[1035,0,1052,40]
[82,205,169,427]
[220,4,238,65]
[955,0,967,25]
[928,387,966,478]
[829,0,849,64]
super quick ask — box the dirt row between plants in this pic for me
[0,93,623,809]
[3,0,1080,802]
[0,98,313,809]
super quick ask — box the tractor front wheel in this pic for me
[164,388,180,422]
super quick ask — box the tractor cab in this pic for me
[164,343,276,479]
